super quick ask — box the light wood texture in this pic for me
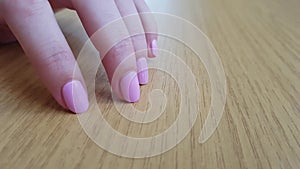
[0,0,299,168]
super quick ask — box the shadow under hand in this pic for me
[0,43,67,115]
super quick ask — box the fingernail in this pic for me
[151,40,158,57]
[137,58,148,85]
[62,80,89,113]
[120,72,140,102]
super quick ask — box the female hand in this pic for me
[0,0,158,113]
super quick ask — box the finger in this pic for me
[115,0,149,84]
[71,0,140,102]
[0,0,89,113]
[134,0,158,58]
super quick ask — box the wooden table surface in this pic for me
[0,0,299,168]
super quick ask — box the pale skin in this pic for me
[0,0,158,113]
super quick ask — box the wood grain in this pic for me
[0,0,299,168]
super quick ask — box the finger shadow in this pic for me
[0,43,68,115]
[57,10,117,106]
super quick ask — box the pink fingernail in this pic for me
[137,58,148,85]
[120,72,140,102]
[151,40,159,57]
[62,80,89,113]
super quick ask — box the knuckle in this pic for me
[41,48,73,70]
[148,19,158,33]
[105,38,136,66]
[99,10,121,25]
[112,38,134,56]
[131,36,148,55]
[152,21,158,32]
[132,35,147,45]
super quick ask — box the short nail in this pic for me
[137,58,148,85]
[151,40,158,57]
[62,80,89,113]
[120,72,140,102]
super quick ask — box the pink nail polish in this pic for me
[137,58,148,85]
[62,80,89,113]
[151,40,159,57]
[120,72,140,102]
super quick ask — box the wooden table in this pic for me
[0,0,299,168]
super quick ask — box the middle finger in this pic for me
[115,0,149,84]
[71,0,141,102]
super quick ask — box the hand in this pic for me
[0,0,158,113]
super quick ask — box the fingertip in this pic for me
[120,72,140,102]
[129,75,140,102]
[62,80,89,114]
[137,58,148,84]
[150,39,158,58]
